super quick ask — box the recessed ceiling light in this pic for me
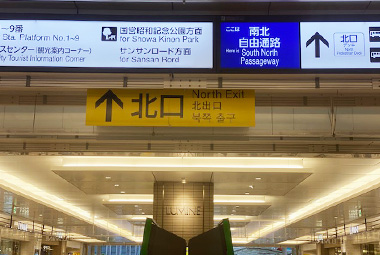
[39,214,43,217]
[105,177,111,179]
[249,185,254,189]
[235,206,239,208]
[120,191,125,194]
[334,216,338,219]
[245,192,250,195]
[181,178,186,184]
[114,184,119,187]
[255,177,262,180]
[142,212,145,215]
[134,205,139,208]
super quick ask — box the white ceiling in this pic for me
[1,155,380,245]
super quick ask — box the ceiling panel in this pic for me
[214,172,311,196]
[153,171,213,182]
[68,181,153,195]
[54,171,155,194]
[54,171,155,182]
[1,155,380,245]
[54,170,310,196]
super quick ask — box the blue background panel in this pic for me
[220,22,300,69]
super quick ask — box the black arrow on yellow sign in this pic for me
[95,90,124,122]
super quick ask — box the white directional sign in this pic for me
[301,22,380,69]
[0,20,213,69]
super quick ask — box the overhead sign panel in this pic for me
[86,89,255,127]
[220,22,300,69]
[301,22,380,69]
[0,20,213,68]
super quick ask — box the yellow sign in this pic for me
[86,89,255,127]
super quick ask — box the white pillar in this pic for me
[300,243,317,255]
[316,243,329,255]
[341,238,362,255]
[79,243,86,255]
[19,236,42,255]
[20,240,35,255]
[63,241,67,255]
[91,245,96,255]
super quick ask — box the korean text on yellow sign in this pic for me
[86,89,255,127]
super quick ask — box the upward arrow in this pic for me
[95,90,124,122]
[306,32,329,58]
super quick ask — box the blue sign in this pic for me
[220,22,300,69]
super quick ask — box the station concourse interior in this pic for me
[2,1,380,255]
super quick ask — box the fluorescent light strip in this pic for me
[108,198,266,203]
[214,216,250,221]
[64,156,299,160]
[64,164,303,169]
[214,199,265,204]
[108,199,153,203]
[63,157,303,169]
[74,239,106,243]
[232,238,249,244]
[131,216,150,220]
[108,195,266,204]
[248,168,380,243]
[278,240,310,245]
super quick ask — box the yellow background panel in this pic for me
[86,89,255,127]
